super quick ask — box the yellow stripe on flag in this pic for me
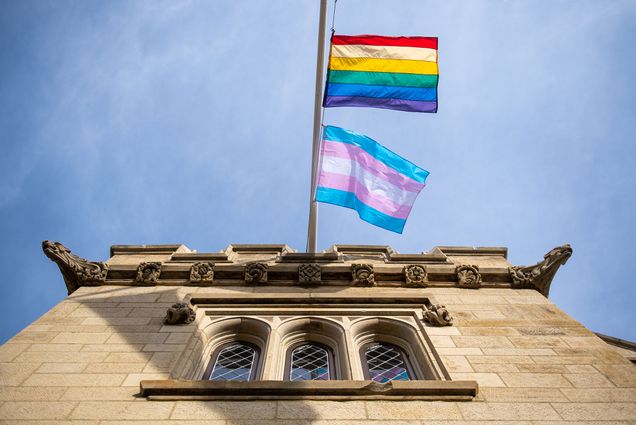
[330,57,438,75]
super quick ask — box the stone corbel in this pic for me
[245,262,268,284]
[509,244,573,297]
[190,261,215,283]
[423,300,453,326]
[298,263,321,284]
[136,262,161,285]
[352,264,375,286]
[42,240,109,294]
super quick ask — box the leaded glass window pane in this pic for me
[208,343,257,381]
[289,343,331,381]
[364,343,411,383]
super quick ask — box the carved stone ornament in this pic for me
[245,262,268,284]
[404,265,427,287]
[509,244,573,296]
[298,263,321,284]
[456,265,481,288]
[423,304,453,326]
[190,261,215,283]
[42,240,109,294]
[163,302,195,325]
[136,262,161,284]
[352,264,375,286]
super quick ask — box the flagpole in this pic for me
[306,0,328,253]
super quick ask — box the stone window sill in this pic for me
[140,379,478,401]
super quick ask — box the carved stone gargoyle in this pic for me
[136,262,161,285]
[190,261,215,283]
[509,244,573,297]
[423,303,453,327]
[163,302,195,325]
[42,240,109,294]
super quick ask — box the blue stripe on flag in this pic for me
[315,186,407,233]
[327,83,437,102]
[322,126,429,184]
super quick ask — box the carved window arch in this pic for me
[204,341,259,381]
[361,341,415,382]
[285,341,335,381]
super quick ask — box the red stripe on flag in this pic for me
[332,35,437,50]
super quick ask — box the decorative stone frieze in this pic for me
[42,240,109,294]
[403,265,427,287]
[456,265,481,288]
[245,262,268,284]
[136,262,161,284]
[190,261,215,283]
[423,304,453,326]
[298,263,321,284]
[509,244,573,296]
[352,264,375,286]
[163,302,195,325]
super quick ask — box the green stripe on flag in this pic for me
[328,70,438,88]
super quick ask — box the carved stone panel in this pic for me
[164,302,195,325]
[352,264,375,286]
[298,263,321,284]
[245,262,268,284]
[509,244,573,296]
[190,261,215,283]
[136,262,161,285]
[423,304,453,326]
[456,265,481,288]
[404,265,427,287]
[42,240,109,294]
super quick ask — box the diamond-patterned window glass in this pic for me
[208,343,257,381]
[289,343,331,381]
[363,343,412,383]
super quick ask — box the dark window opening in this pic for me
[362,342,414,383]
[286,342,334,380]
[205,342,259,381]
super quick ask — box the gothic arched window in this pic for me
[204,342,259,381]
[361,342,414,383]
[285,342,334,381]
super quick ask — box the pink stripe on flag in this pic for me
[320,140,424,192]
[317,171,415,219]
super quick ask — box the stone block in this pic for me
[28,344,82,352]
[61,387,139,401]
[277,401,366,419]
[68,307,133,318]
[481,348,556,356]
[508,336,568,348]
[82,317,151,326]
[10,331,59,343]
[0,401,77,419]
[121,373,169,386]
[22,373,126,387]
[449,372,505,387]
[0,363,40,386]
[81,344,144,352]
[440,356,474,372]
[165,332,192,344]
[451,336,514,348]
[594,364,636,387]
[104,352,152,363]
[516,364,567,373]
[466,355,533,364]
[36,363,87,374]
[479,387,569,402]
[428,336,456,348]
[142,344,186,352]
[84,363,146,373]
[105,333,168,344]
[171,401,276,420]
[498,373,573,388]
[50,332,112,344]
[436,347,483,356]
[70,401,174,419]
[457,327,520,336]
[0,344,30,362]
[564,372,615,388]
[366,401,462,420]
[0,386,67,401]
[472,363,519,373]
[459,402,561,420]
[560,388,636,402]
[14,351,108,363]
[552,402,636,421]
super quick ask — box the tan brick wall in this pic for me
[0,285,634,424]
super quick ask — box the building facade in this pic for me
[0,241,634,423]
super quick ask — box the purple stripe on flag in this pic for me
[317,172,415,219]
[321,140,425,193]
[324,95,437,113]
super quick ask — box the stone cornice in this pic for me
[43,241,572,296]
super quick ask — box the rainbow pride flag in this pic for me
[323,35,438,113]
[315,125,429,233]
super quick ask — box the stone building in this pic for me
[0,241,635,423]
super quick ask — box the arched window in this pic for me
[285,342,334,381]
[361,342,414,383]
[204,342,259,381]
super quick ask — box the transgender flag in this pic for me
[315,126,429,233]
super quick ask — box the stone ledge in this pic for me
[139,379,478,401]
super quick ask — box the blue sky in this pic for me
[1,0,635,343]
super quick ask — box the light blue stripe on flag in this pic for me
[315,187,407,233]
[322,126,429,184]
